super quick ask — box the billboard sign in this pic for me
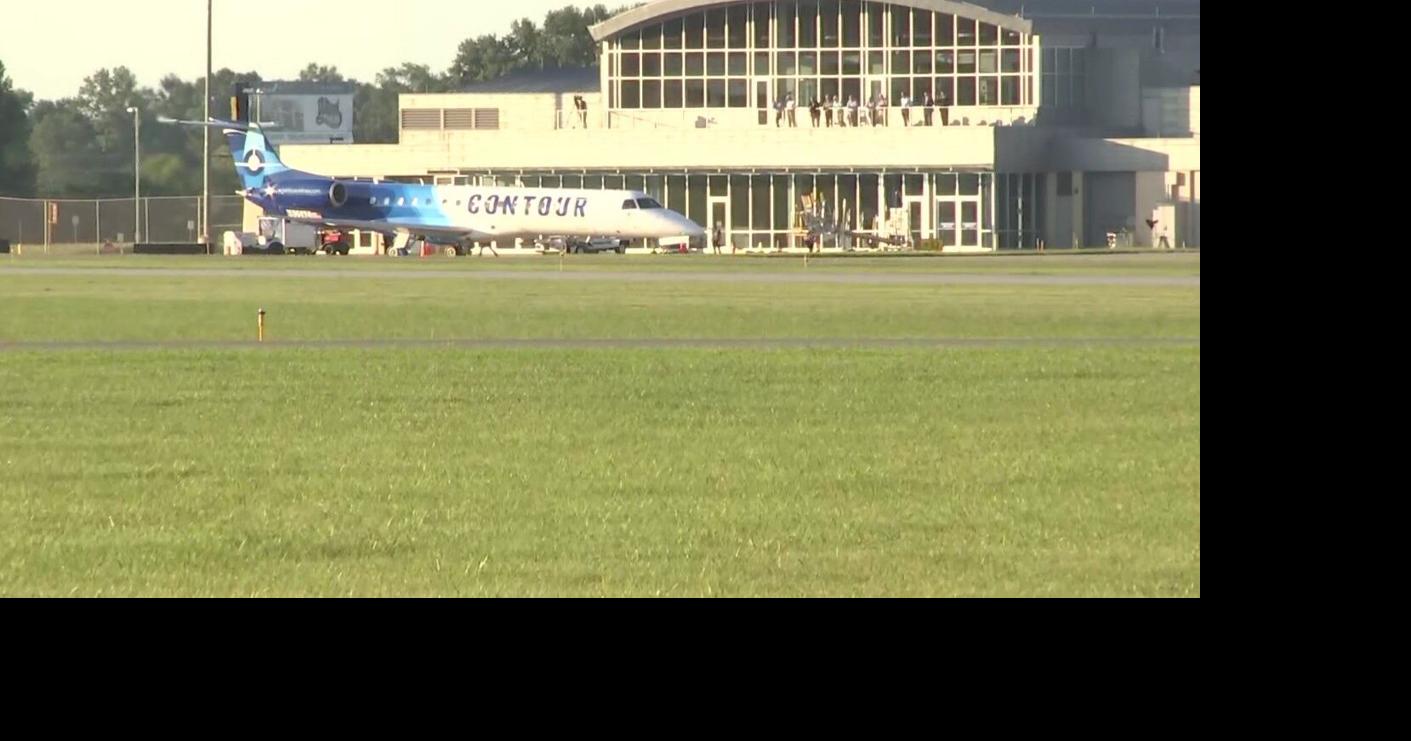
[254,83,355,145]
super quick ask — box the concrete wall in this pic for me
[1142,86,1198,137]
[399,92,604,134]
[1034,168,1197,248]
[242,200,261,233]
[1133,170,1168,246]
[1043,170,1083,248]
[1189,85,1200,137]
[1085,47,1142,132]
[1167,168,1200,248]
[1084,171,1134,246]
[1035,25,1198,134]
[1189,170,1200,248]
[994,127,1054,172]
[1049,136,1198,173]
[1141,34,1201,89]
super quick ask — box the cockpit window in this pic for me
[636,198,663,209]
[622,199,638,209]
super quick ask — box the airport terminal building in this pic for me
[271,0,1200,252]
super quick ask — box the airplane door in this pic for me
[620,197,636,236]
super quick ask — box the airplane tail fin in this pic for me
[224,126,291,190]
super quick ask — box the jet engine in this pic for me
[269,179,349,210]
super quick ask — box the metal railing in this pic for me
[553,106,1037,131]
[554,109,710,130]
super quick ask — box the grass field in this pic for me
[0,253,1200,597]
[5,249,1204,276]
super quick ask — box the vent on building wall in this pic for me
[401,109,442,130]
[406,107,501,131]
[443,109,476,129]
[473,109,500,130]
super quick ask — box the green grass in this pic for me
[0,347,1198,597]
[0,274,1198,343]
[3,249,1203,277]
[0,258,1200,597]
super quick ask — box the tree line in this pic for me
[0,4,622,199]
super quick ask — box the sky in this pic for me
[1,0,597,101]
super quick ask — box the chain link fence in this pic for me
[0,195,244,246]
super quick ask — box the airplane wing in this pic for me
[157,116,281,131]
[280,212,483,242]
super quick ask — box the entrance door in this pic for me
[904,196,927,247]
[959,198,980,248]
[756,81,770,126]
[710,198,730,251]
[935,200,958,249]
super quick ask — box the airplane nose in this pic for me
[675,213,706,238]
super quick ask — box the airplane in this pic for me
[165,116,706,254]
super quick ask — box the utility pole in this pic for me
[127,106,141,242]
[202,0,212,247]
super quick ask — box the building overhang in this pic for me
[279,126,1001,176]
[589,0,1033,43]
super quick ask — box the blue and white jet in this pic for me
[192,118,705,249]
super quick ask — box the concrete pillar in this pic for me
[1134,171,1169,247]
[599,43,610,127]
[1190,170,1200,247]
[242,199,262,233]
[1069,171,1085,248]
[1041,172,1057,247]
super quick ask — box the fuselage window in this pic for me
[397,198,405,206]
[636,198,664,209]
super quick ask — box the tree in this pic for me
[0,60,36,196]
[140,153,191,196]
[15,4,641,194]
[448,4,623,87]
[298,64,346,84]
[76,67,143,155]
[508,19,545,68]
[28,100,110,196]
[377,63,447,94]
[539,5,606,68]
[448,34,520,86]
[354,82,397,144]
[135,75,205,195]
[356,64,450,144]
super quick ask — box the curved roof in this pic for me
[590,0,1033,43]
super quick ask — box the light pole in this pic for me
[126,106,141,243]
[202,0,212,247]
